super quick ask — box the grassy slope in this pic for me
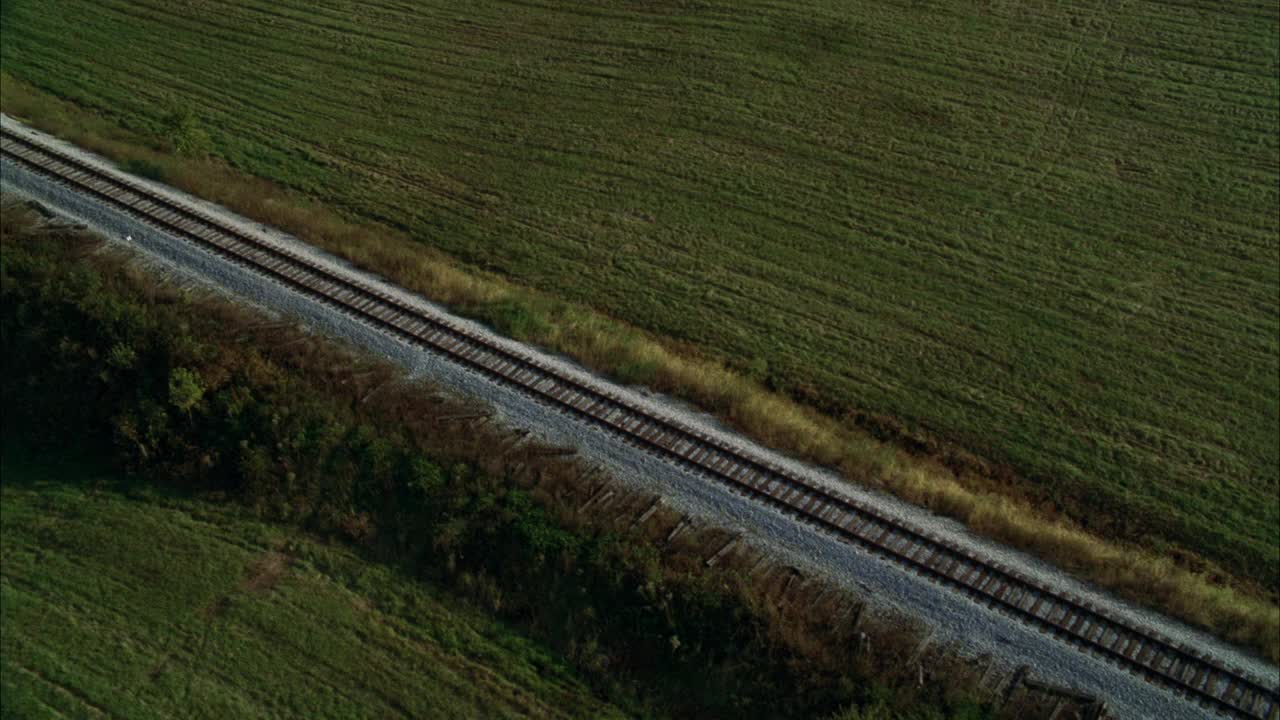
[0,446,630,720]
[1,1,1277,584]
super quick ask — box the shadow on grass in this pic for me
[2,433,216,510]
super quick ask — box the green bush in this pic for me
[161,107,211,157]
[118,157,166,181]
[167,367,203,413]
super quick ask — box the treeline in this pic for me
[0,201,990,719]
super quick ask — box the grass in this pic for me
[1,0,1277,655]
[0,443,632,720]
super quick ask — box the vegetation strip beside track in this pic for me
[5,125,1276,719]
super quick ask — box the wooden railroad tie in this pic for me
[996,665,1031,708]
[579,487,614,513]
[359,380,390,405]
[435,411,491,424]
[838,600,865,631]
[755,564,777,585]
[704,536,739,567]
[777,569,801,609]
[595,490,620,513]
[235,320,294,339]
[21,199,56,218]
[665,518,690,544]
[243,319,292,331]
[496,430,531,457]
[509,462,528,483]
[269,336,310,350]
[568,463,601,485]
[854,630,871,656]
[629,498,662,531]
[906,630,936,666]
[525,446,578,458]
[975,655,998,695]
[33,222,88,234]
[343,371,381,389]
[1022,677,1105,709]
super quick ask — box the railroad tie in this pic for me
[579,486,612,513]
[629,498,663,531]
[525,446,578,458]
[975,656,998,694]
[665,518,690,543]
[497,430,531,457]
[593,490,617,512]
[777,571,801,609]
[434,411,491,424]
[994,665,1030,708]
[704,536,740,567]
[906,630,935,666]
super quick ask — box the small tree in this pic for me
[168,367,204,414]
[106,342,137,370]
[162,108,211,157]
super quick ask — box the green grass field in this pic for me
[0,446,630,720]
[1,0,1276,587]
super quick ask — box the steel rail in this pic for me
[3,126,1276,720]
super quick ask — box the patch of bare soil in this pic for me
[238,552,291,594]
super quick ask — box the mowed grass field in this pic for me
[1,0,1276,589]
[0,447,629,720]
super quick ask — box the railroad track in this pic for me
[3,124,1277,720]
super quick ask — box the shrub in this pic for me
[167,367,204,413]
[161,107,211,157]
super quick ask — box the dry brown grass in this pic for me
[4,74,1276,663]
[238,552,291,594]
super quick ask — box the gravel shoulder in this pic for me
[4,114,1276,719]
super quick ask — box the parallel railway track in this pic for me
[3,125,1277,720]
